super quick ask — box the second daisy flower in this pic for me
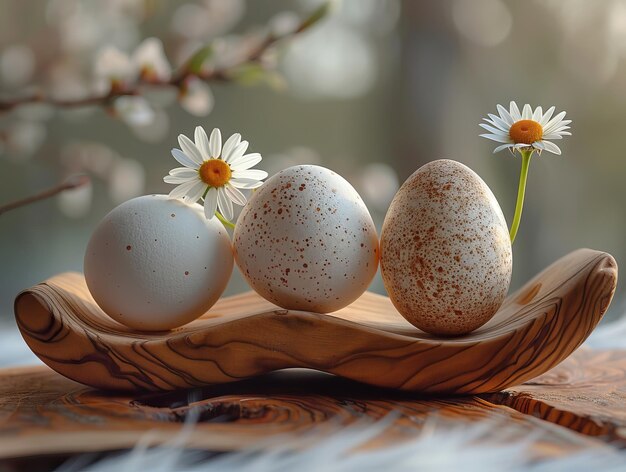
[164,127,268,223]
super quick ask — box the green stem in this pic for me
[215,210,235,229]
[509,150,533,244]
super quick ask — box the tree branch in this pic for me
[0,4,328,115]
[0,175,90,216]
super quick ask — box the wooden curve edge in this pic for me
[14,248,617,395]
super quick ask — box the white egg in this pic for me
[380,159,512,336]
[233,165,379,313]
[84,194,233,331]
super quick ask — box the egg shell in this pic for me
[233,165,379,313]
[380,159,512,336]
[84,194,233,331]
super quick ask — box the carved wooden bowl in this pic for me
[14,248,617,395]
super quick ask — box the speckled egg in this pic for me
[380,159,512,336]
[233,165,379,313]
[84,194,233,331]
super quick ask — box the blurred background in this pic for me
[0,0,624,326]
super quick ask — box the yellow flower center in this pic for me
[509,119,543,145]
[199,159,231,187]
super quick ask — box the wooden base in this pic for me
[0,348,624,460]
[14,249,617,394]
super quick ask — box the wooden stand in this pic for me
[14,249,617,394]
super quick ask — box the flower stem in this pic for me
[509,150,533,244]
[215,211,235,229]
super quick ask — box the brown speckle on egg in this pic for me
[233,165,379,313]
[380,159,512,336]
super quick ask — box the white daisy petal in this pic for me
[522,104,532,120]
[233,169,269,180]
[543,133,564,140]
[532,106,543,122]
[203,187,218,219]
[543,120,572,135]
[487,113,510,131]
[230,153,263,171]
[542,140,562,155]
[539,106,555,126]
[169,167,198,178]
[543,122,570,134]
[483,117,501,129]
[168,179,198,199]
[194,126,210,160]
[164,175,196,184]
[542,112,567,133]
[230,178,265,189]
[532,141,546,150]
[496,104,515,125]
[225,184,247,206]
[183,180,207,204]
[479,123,508,135]
[217,187,234,220]
[171,148,198,169]
[221,133,241,162]
[224,140,249,164]
[543,125,565,135]
[550,125,571,131]
[480,133,511,144]
[209,128,222,158]
[493,143,514,153]
[178,134,203,165]
[509,101,522,121]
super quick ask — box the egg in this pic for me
[380,159,512,336]
[84,195,233,331]
[233,165,379,313]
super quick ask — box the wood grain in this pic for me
[0,362,616,460]
[488,348,626,446]
[14,248,617,394]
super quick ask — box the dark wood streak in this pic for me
[13,249,617,394]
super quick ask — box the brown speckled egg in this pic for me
[233,165,379,313]
[380,159,512,336]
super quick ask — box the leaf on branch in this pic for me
[229,63,269,86]
[299,2,331,32]
[227,63,286,90]
[184,45,214,75]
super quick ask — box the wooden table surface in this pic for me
[0,347,624,465]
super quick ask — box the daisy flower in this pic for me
[480,101,571,155]
[480,101,572,243]
[163,127,268,225]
